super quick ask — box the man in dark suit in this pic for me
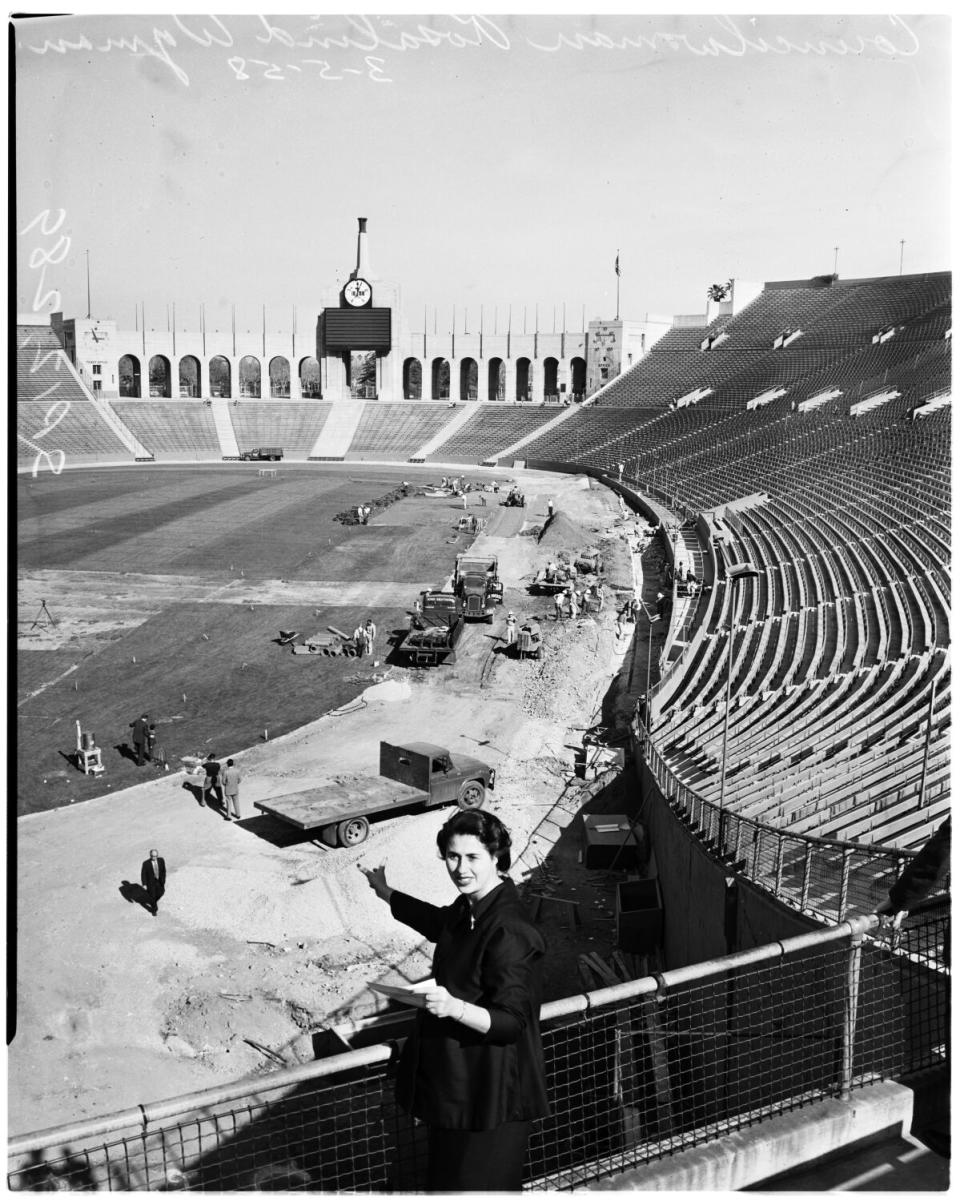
[130,713,150,765]
[141,848,166,916]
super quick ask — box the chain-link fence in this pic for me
[9,908,948,1192]
[640,720,919,922]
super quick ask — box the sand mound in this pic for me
[537,511,589,550]
[361,679,412,704]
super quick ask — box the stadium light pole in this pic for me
[637,599,660,730]
[717,562,760,851]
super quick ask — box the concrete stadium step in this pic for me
[308,400,365,458]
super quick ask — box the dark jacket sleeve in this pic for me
[390,890,447,944]
[479,922,542,1045]
[888,819,950,911]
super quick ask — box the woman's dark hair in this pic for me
[436,810,512,872]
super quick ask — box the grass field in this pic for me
[17,464,505,816]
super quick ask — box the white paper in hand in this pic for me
[368,978,436,1008]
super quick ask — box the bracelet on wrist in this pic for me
[458,1000,467,1022]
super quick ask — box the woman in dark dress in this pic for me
[361,810,549,1192]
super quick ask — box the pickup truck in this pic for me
[241,447,284,461]
[454,554,503,623]
[254,740,495,847]
[398,591,465,666]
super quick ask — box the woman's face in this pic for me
[444,834,501,903]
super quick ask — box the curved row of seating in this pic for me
[528,275,952,854]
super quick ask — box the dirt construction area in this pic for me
[11,465,668,1136]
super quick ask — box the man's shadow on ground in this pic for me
[113,742,142,765]
[119,880,154,913]
[182,780,218,809]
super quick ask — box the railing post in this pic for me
[840,926,865,1100]
[751,827,761,880]
[838,847,853,921]
[800,842,812,910]
[774,832,784,894]
[733,816,743,865]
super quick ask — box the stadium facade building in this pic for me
[49,219,762,405]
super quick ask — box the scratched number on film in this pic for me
[19,208,71,477]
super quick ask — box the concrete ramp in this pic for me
[309,401,365,458]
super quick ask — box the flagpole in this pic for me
[615,249,620,320]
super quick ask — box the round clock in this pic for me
[344,278,372,307]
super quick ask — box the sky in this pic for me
[13,7,953,337]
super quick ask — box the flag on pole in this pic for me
[615,252,621,277]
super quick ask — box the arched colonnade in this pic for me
[403,356,586,402]
[118,354,322,400]
[115,353,587,403]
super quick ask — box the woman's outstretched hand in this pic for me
[359,863,393,903]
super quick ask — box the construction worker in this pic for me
[363,618,377,657]
[504,612,518,653]
[554,592,565,622]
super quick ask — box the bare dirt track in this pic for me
[11,468,661,1137]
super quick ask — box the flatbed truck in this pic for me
[255,740,495,847]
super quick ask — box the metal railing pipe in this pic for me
[10,1044,394,1157]
[142,1043,393,1124]
[656,915,878,991]
[9,1109,149,1158]
[838,846,853,920]
[840,927,866,1099]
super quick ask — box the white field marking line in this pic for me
[18,661,80,707]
